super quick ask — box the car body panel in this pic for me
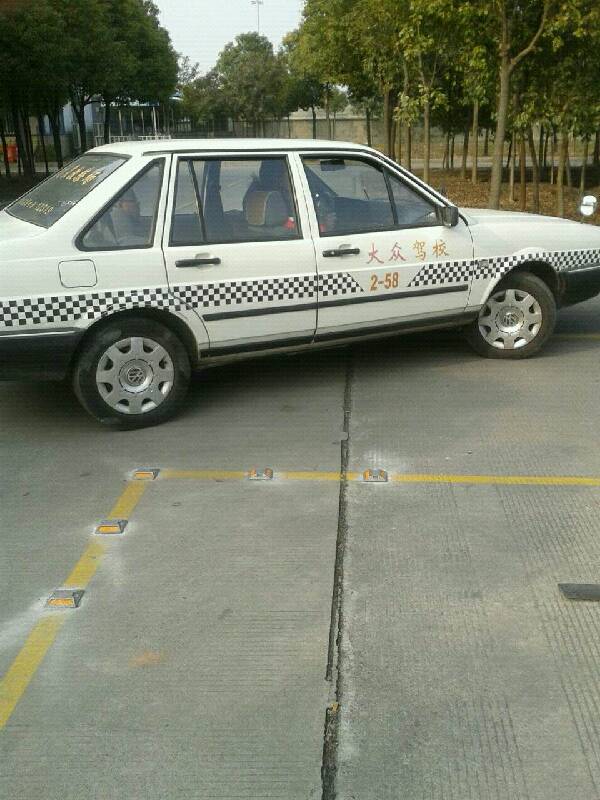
[1,138,599,381]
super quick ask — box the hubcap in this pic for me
[96,336,175,414]
[478,288,542,349]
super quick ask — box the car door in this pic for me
[162,152,317,354]
[296,152,474,340]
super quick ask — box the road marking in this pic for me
[162,469,600,487]
[0,481,146,730]
[0,616,65,729]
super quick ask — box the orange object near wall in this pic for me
[6,144,18,163]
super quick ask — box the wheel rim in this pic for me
[478,288,543,350]
[95,336,175,415]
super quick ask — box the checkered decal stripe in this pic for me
[408,247,600,288]
[408,259,472,287]
[0,272,361,328]
[172,275,318,308]
[319,273,362,297]
[0,287,176,327]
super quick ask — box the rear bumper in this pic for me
[0,329,83,380]
[561,265,600,307]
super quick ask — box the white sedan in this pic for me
[1,138,599,427]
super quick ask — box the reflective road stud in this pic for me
[248,467,274,481]
[363,468,388,483]
[95,519,128,535]
[132,468,160,481]
[46,589,84,609]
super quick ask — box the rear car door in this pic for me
[296,152,474,340]
[162,152,317,354]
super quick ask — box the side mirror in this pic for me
[439,205,459,228]
[580,195,598,218]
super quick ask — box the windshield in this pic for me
[6,154,127,228]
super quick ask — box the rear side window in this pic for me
[7,154,126,228]
[79,161,164,250]
[170,156,300,246]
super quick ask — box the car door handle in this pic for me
[322,247,360,258]
[175,257,221,268]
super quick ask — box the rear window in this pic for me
[6,154,127,228]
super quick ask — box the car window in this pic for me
[80,161,164,250]
[7,154,126,229]
[170,157,300,245]
[170,160,204,246]
[388,171,438,228]
[302,156,394,236]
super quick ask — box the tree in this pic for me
[215,33,287,135]
[487,0,551,209]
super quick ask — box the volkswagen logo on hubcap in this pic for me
[126,365,145,386]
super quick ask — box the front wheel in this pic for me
[73,318,191,428]
[465,272,556,359]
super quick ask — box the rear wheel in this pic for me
[465,272,556,359]
[73,318,191,428]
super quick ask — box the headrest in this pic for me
[259,159,287,188]
[244,190,288,227]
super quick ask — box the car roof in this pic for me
[89,138,369,157]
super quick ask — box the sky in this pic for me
[154,0,305,73]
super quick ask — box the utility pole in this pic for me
[251,0,263,34]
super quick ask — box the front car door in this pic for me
[295,151,474,340]
[162,151,317,355]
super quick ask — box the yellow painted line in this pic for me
[108,480,146,519]
[390,473,600,487]
[0,480,148,730]
[162,468,600,487]
[0,616,65,729]
[62,539,106,589]
[161,469,247,481]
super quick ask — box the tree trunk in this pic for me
[471,100,479,184]
[593,129,600,166]
[519,132,526,211]
[71,97,87,153]
[565,139,572,189]
[549,129,556,184]
[37,115,49,175]
[423,97,431,184]
[390,118,396,160]
[527,125,540,213]
[12,101,33,177]
[484,127,489,156]
[407,124,412,171]
[383,88,394,157]
[557,130,568,216]
[0,117,11,178]
[103,101,112,144]
[48,107,64,169]
[460,124,469,179]
[489,57,511,209]
[311,107,317,139]
[450,134,455,169]
[538,125,545,173]
[442,131,450,170]
[580,137,589,193]
[324,88,331,139]
[508,134,515,202]
[396,118,402,163]
[366,108,372,147]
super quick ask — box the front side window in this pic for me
[80,161,164,250]
[388,171,438,228]
[7,154,126,228]
[302,156,395,236]
[170,157,300,246]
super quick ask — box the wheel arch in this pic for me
[69,308,201,375]
[485,259,563,304]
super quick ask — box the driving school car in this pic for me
[1,138,599,428]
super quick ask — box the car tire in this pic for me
[73,317,191,428]
[464,271,556,359]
